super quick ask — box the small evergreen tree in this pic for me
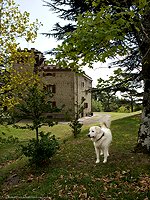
[13,84,60,166]
[69,98,85,138]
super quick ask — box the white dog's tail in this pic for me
[99,115,111,128]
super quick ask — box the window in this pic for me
[81,81,85,87]
[43,72,55,77]
[44,84,56,93]
[52,85,56,93]
[52,101,56,108]
[84,103,88,108]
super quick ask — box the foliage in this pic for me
[69,119,82,138]
[97,68,142,94]
[91,99,103,112]
[95,78,117,112]
[134,104,142,112]
[117,105,130,113]
[0,70,35,123]
[1,83,61,166]
[9,84,61,165]
[46,1,145,69]
[21,131,59,166]
[69,98,85,138]
[0,133,19,144]
[43,0,102,39]
[0,0,41,66]
[12,85,61,140]
[92,97,141,113]
[0,109,14,125]
[93,68,142,112]
[0,0,42,114]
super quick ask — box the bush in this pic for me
[0,110,15,125]
[92,99,103,112]
[117,105,130,113]
[21,132,59,166]
[0,135,19,144]
[134,104,142,112]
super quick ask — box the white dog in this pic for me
[88,116,112,163]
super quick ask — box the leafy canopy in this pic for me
[0,0,42,110]
[49,0,148,73]
[0,0,42,66]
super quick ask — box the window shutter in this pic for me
[52,85,56,93]
[52,101,56,107]
[84,103,88,108]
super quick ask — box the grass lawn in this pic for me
[0,112,150,199]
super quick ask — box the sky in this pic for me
[15,0,118,87]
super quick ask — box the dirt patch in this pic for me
[5,174,20,186]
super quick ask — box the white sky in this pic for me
[15,0,118,87]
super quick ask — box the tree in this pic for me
[0,0,41,114]
[13,85,60,166]
[94,68,142,112]
[0,0,41,67]
[94,78,116,112]
[13,85,59,140]
[45,0,150,153]
[69,98,85,138]
[43,0,95,39]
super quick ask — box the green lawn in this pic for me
[0,112,150,199]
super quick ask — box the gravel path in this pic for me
[78,113,111,125]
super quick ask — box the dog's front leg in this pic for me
[100,149,103,155]
[94,146,100,163]
[103,148,108,163]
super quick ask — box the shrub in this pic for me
[0,110,15,125]
[21,132,59,166]
[69,119,83,138]
[0,135,19,144]
[118,105,130,113]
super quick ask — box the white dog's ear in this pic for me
[95,126,101,134]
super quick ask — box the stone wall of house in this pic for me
[41,67,76,120]
[42,66,92,120]
[74,74,92,118]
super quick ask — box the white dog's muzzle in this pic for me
[87,134,95,138]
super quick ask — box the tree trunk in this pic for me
[36,127,39,141]
[136,6,150,153]
[130,95,134,112]
[137,83,150,153]
[136,49,150,153]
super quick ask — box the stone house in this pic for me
[41,65,92,120]
[13,48,92,120]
